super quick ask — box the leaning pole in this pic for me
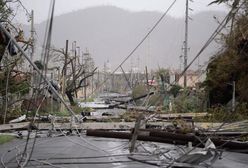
[0,24,78,119]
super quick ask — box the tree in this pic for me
[205,0,248,106]
[155,68,170,84]
[0,1,32,122]
[169,84,182,98]
[52,47,97,105]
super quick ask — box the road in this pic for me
[0,133,248,168]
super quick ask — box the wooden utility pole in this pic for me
[97,70,100,92]
[184,0,189,88]
[61,40,68,112]
[72,41,78,98]
[0,23,79,120]
[63,40,69,92]
[50,71,54,114]
[129,114,144,153]
[29,10,34,97]
[91,73,94,95]
[83,50,89,101]
[232,81,236,112]
[145,66,149,91]
[120,65,132,90]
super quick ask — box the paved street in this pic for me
[0,134,248,168]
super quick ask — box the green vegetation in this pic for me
[195,103,248,122]
[82,97,94,102]
[52,110,70,117]
[0,1,32,123]
[70,105,89,114]
[0,135,14,145]
[205,0,248,106]
[155,68,170,86]
[193,0,248,121]
[171,88,207,113]
[132,84,148,98]
[169,84,182,98]
[34,60,44,70]
[120,111,142,122]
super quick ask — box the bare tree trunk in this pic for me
[65,91,75,105]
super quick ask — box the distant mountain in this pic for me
[24,6,226,71]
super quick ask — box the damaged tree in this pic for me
[205,0,248,106]
[52,43,97,105]
[0,0,32,123]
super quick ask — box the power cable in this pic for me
[30,158,66,168]
[90,0,178,97]
[133,3,247,167]
[1,137,66,167]
[18,89,48,168]
[174,4,243,85]
[38,153,150,161]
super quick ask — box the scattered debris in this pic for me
[9,114,26,123]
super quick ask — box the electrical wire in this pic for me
[35,153,151,161]
[1,2,179,161]
[89,0,178,97]
[15,0,31,17]
[30,158,66,168]
[54,126,100,152]
[1,137,66,167]
[174,3,244,86]
[18,91,48,168]
[50,114,109,153]
[2,1,245,168]
[131,5,247,167]
[1,29,38,167]
[25,159,157,166]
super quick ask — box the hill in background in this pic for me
[23,6,226,71]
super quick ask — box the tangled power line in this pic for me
[1,0,247,168]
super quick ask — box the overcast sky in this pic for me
[17,0,228,24]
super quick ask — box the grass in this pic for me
[0,135,15,145]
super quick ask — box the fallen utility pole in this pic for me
[0,122,31,131]
[112,91,155,108]
[120,65,132,90]
[86,129,248,153]
[129,114,144,153]
[0,24,78,119]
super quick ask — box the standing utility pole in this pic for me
[83,50,89,101]
[145,66,149,91]
[184,0,189,88]
[60,40,68,112]
[232,81,235,112]
[64,40,68,88]
[29,10,34,97]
